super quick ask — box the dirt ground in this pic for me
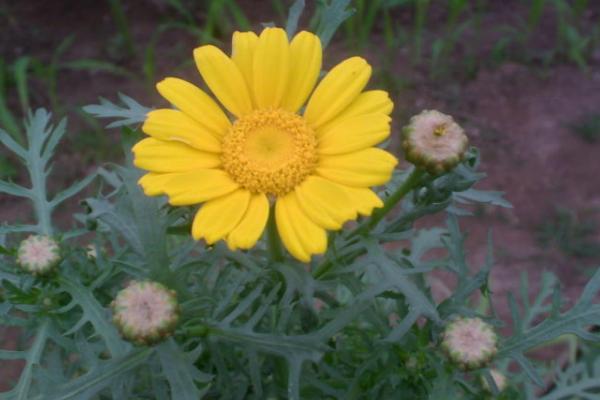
[1,0,600,391]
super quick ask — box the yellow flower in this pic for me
[134,27,397,262]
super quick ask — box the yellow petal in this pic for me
[156,77,230,137]
[342,186,384,216]
[334,90,393,120]
[318,113,391,155]
[304,57,371,129]
[276,194,327,262]
[253,27,290,109]
[143,109,222,153]
[138,169,238,205]
[192,189,251,244]
[316,148,397,187]
[281,31,322,112]
[194,45,253,117]
[227,193,269,250]
[231,31,258,102]
[295,176,356,229]
[275,196,308,262]
[133,138,221,173]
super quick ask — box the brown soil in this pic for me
[1,0,600,392]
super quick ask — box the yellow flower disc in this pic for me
[134,27,398,262]
[221,109,318,196]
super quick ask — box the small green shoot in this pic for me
[570,113,600,144]
[537,207,600,259]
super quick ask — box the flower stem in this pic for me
[267,205,284,262]
[359,167,424,235]
[313,168,424,279]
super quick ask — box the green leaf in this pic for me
[49,171,96,208]
[13,57,30,115]
[83,93,151,128]
[286,0,305,37]
[453,188,512,209]
[0,60,21,139]
[157,339,212,400]
[42,348,153,400]
[59,277,129,357]
[498,268,600,386]
[313,0,355,47]
[62,59,134,78]
[0,319,51,400]
[535,358,600,400]
[0,180,31,198]
[363,243,441,340]
[0,127,27,159]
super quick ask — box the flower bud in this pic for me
[441,317,497,370]
[16,235,61,276]
[402,110,469,175]
[111,280,179,346]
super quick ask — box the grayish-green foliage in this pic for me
[2,3,600,399]
[82,93,151,129]
[0,101,599,399]
[0,109,96,236]
[311,0,355,48]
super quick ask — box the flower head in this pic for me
[16,235,61,276]
[441,317,497,370]
[133,27,397,262]
[402,110,468,175]
[112,281,179,346]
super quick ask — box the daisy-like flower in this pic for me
[133,27,397,262]
[16,235,61,276]
[112,280,179,346]
[402,110,469,175]
[441,317,497,370]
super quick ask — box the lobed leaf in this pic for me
[83,93,151,128]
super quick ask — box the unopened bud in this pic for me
[402,110,469,175]
[441,317,497,370]
[16,235,61,276]
[111,280,179,346]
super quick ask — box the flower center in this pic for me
[222,109,318,196]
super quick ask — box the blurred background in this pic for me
[1,0,599,388]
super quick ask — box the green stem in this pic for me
[267,205,284,262]
[313,168,424,279]
[313,248,363,280]
[107,0,136,57]
[360,168,424,235]
[29,136,52,236]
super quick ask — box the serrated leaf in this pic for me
[535,358,600,400]
[59,277,129,357]
[313,0,355,47]
[157,339,211,400]
[498,268,600,387]
[83,93,151,128]
[0,319,51,400]
[41,348,153,400]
